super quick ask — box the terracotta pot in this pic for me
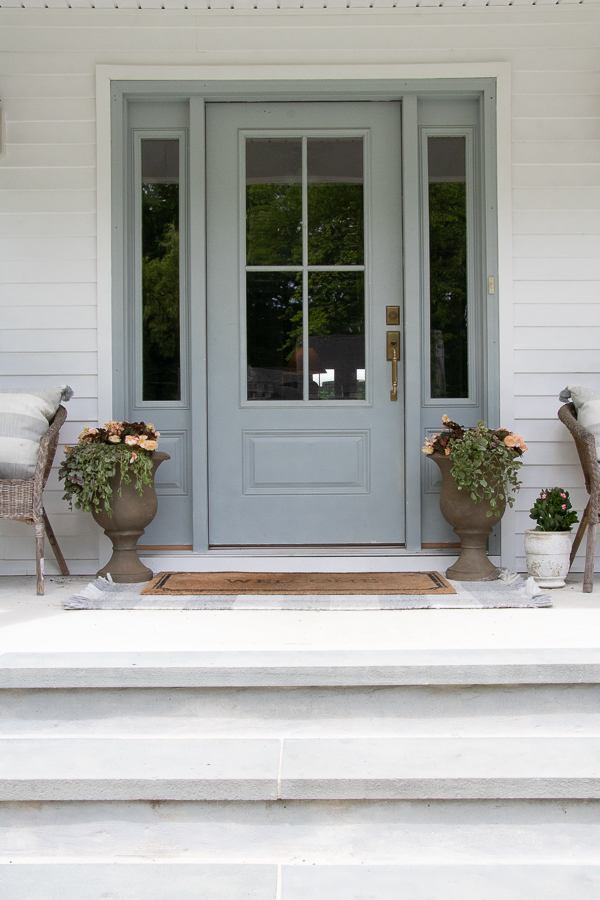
[429,453,505,581]
[524,529,572,588]
[92,451,170,583]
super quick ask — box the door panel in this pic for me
[206,102,403,546]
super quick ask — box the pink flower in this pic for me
[124,435,139,446]
[442,414,450,424]
[504,433,524,449]
[561,493,566,498]
[541,494,547,499]
[129,452,138,463]
[445,447,451,456]
[562,504,566,509]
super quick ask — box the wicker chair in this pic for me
[0,404,70,594]
[558,402,599,593]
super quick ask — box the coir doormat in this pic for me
[141,571,455,596]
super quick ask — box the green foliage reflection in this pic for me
[246,184,302,266]
[308,183,364,266]
[429,182,468,399]
[141,183,181,402]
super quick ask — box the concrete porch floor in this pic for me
[0,573,599,655]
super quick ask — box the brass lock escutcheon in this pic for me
[387,331,400,402]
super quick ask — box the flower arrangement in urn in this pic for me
[524,487,579,589]
[422,416,527,516]
[423,416,528,581]
[59,420,161,515]
[59,420,169,583]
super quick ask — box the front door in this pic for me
[206,102,404,547]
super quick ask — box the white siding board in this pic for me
[515,326,600,351]
[0,214,97,238]
[512,211,600,234]
[513,236,600,258]
[512,164,600,188]
[0,25,198,53]
[512,94,600,118]
[0,73,96,97]
[512,187,600,210]
[4,144,97,168]
[0,168,96,191]
[515,396,580,420]
[512,71,600,94]
[512,119,600,142]
[0,260,96,282]
[1,306,96,329]
[0,237,96,261]
[516,374,600,395]
[8,121,98,143]
[0,374,98,394]
[513,281,599,303]
[0,352,97,375]
[1,97,96,121]
[0,329,97,353]
[0,283,97,306]
[0,191,96,213]
[513,258,599,280]
[515,303,600,326]
[515,350,600,374]
[512,142,600,165]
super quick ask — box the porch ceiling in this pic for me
[2,0,597,9]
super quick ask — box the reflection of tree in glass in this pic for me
[308,272,364,338]
[141,183,180,402]
[308,183,364,266]
[246,184,302,266]
[429,182,468,399]
[246,273,302,369]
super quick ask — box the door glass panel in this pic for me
[141,138,181,402]
[307,138,364,266]
[247,272,303,401]
[427,136,468,399]
[246,139,302,266]
[308,272,365,400]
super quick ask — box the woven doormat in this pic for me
[64,571,552,609]
[142,571,455,596]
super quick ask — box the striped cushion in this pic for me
[0,386,72,480]
[566,384,600,461]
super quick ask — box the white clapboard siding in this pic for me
[0,284,97,306]
[0,6,598,574]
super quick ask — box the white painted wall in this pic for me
[0,6,598,574]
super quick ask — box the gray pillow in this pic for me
[0,385,73,479]
[563,384,600,461]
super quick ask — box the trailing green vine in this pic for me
[423,417,527,517]
[59,420,159,515]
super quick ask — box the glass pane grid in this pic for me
[245,134,366,403]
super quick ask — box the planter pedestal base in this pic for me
[430,454,505,583]
[92,451,170,584]
[97,529,153,583]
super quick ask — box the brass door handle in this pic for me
[386,331,400,401]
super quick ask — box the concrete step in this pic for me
[2,683,599,738]
[1,735,600,800]
[2,798,599,863]
[2,648,600,687]
[0,863,599,900]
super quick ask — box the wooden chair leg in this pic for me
[35,522,45,596]
[571,501,590,566]
[43,509,70,576]
[583,521,597,594]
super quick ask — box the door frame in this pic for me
[102,65,511,563]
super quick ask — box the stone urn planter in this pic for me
[430,453,504,581]
[92,450,170,583]
[523,529,572,588]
